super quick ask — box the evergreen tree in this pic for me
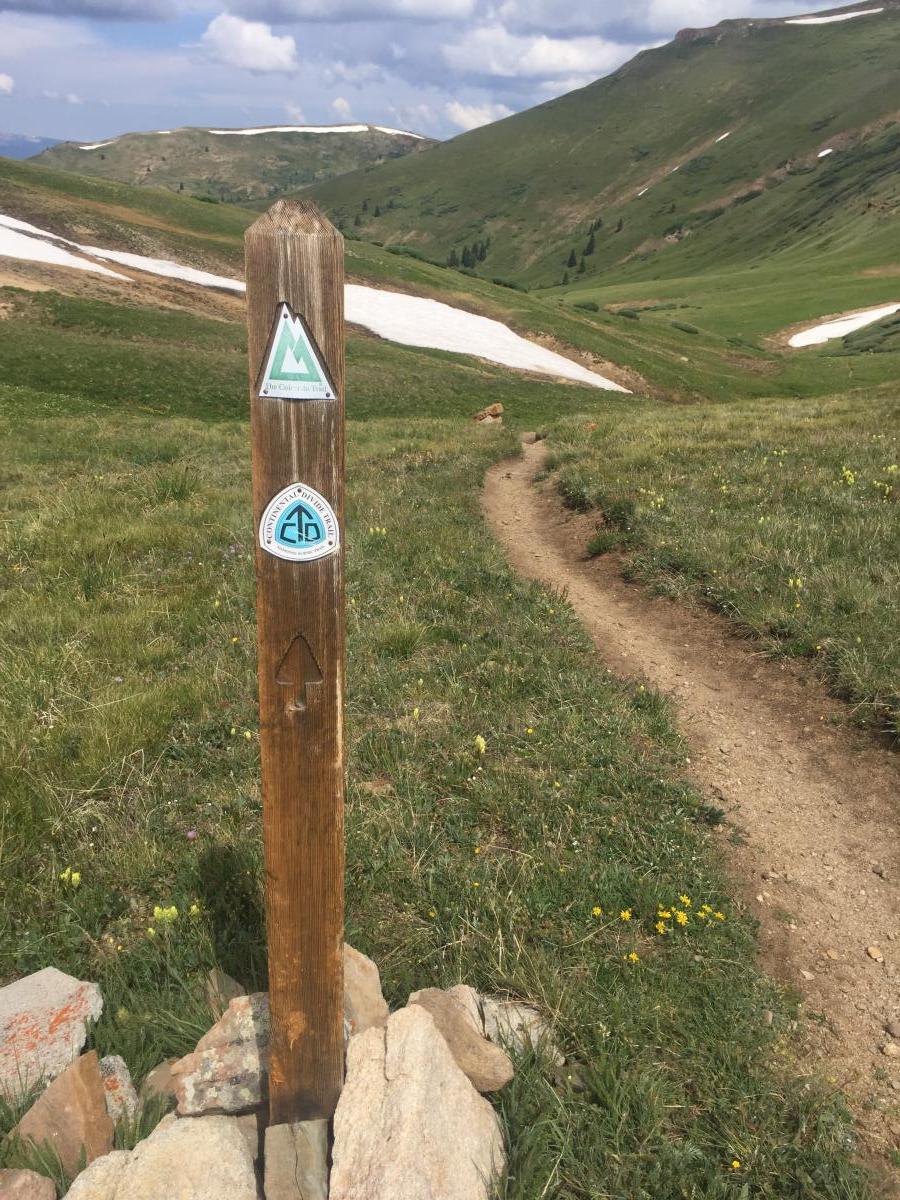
[362,199,369,213]
[374,205,381,217]
[461,245,475,269]
[615,217,624,233]
[354,213,362,227]
[578,256,587,274]
[448,248,460,268]
[584,232,596,255]
[561,270,569,285]
[567,248,577,269]
[477,240,488,261]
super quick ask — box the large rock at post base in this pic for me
[171,943,389,1116]
[0,1169,56,1199]
[14,1051,114,1177]
[63,1116,257,1200]
[0,968,103,1098]
[264,1120,329,1200]
[407,987,513,1093]
[329,1005,506,1200]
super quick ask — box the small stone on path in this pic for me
[867,946,885,963]
[881,1042,900,1058]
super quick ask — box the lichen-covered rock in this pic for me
[64,1116,257,1200]
[99,1055,138,1122]
[330,1005,506,1200]
[0,1168,57,1199]
[15,1051,114,1177]
[0,968,103,1097]
[407,988,513,1093]
[171,944,389,1116]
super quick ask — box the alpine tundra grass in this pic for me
[0,286,872,1197]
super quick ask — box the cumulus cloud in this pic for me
[445,98,512,129]
[43,88,84,101]
[443,24,633,78]
[331,95,352,118]
[284,100,306,121]
[201,13,298,72]
[0,73,14,94]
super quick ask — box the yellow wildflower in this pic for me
[678,894,691,907]
[657,909,672,920]
[655,921,667,934]
[620,909,632,922]
[473,735,487,755]
[626,952,639,963]
[592,906,602,918]
[731,1160,741,1171]
[675,910,689,926]
[714,911,726,921]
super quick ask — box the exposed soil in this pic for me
[483,441,900,1188]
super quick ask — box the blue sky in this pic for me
[0,0,847,140]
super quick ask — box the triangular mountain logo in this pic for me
[259,303,335,401]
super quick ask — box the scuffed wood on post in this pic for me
[245,199,345,1124]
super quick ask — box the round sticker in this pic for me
[259,482,340,562]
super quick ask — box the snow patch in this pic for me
[0,209,627,391]
[208,124,369,136]
[818,147,835,157]
[80,245,245,292]
[785,7,882,23]
[637,187,649,197]
[789,303,900,347]
[715,131,732,143]
[373,125,426,139]
[0,219,130,281]
[79,139,117,150]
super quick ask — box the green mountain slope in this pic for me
[34,124,435,205]
[305,1,900,286]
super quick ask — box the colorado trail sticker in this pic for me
[259,483,339,562]
[259,302,335,400]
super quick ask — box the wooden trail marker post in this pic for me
[245,199,345,1125]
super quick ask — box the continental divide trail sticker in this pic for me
[260,483,339,562]
[259,303,335,400]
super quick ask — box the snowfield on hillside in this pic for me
[0,210,626,391]
[789,303,900,347]
[785,6,882,23]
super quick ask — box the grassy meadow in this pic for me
[545,385,900,737]
[0,284,874,1197]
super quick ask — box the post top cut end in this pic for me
[246,198,340,241]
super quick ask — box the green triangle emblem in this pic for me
[260,304,335,400]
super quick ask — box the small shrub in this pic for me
[573,300,599,312]
[616,308,640,320]
[671,321,700,335]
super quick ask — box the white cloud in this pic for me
[331,95,352,118]
[285,100,306,121]
[445,99,512,130]
[201,13,298,73]
[0,74,14,96]
[443,24,633,77]
[0,12,96,57]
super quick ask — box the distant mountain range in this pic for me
[33,124,436,205]
[301,0,900,287]
[1,134,59,160]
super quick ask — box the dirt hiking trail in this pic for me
[484,441,900,1182]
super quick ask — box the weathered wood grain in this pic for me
[245,199,345,1123]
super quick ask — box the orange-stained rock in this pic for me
[0,1168,56,1199]
[14,1051,114,1176]
[0,968,103,1098]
